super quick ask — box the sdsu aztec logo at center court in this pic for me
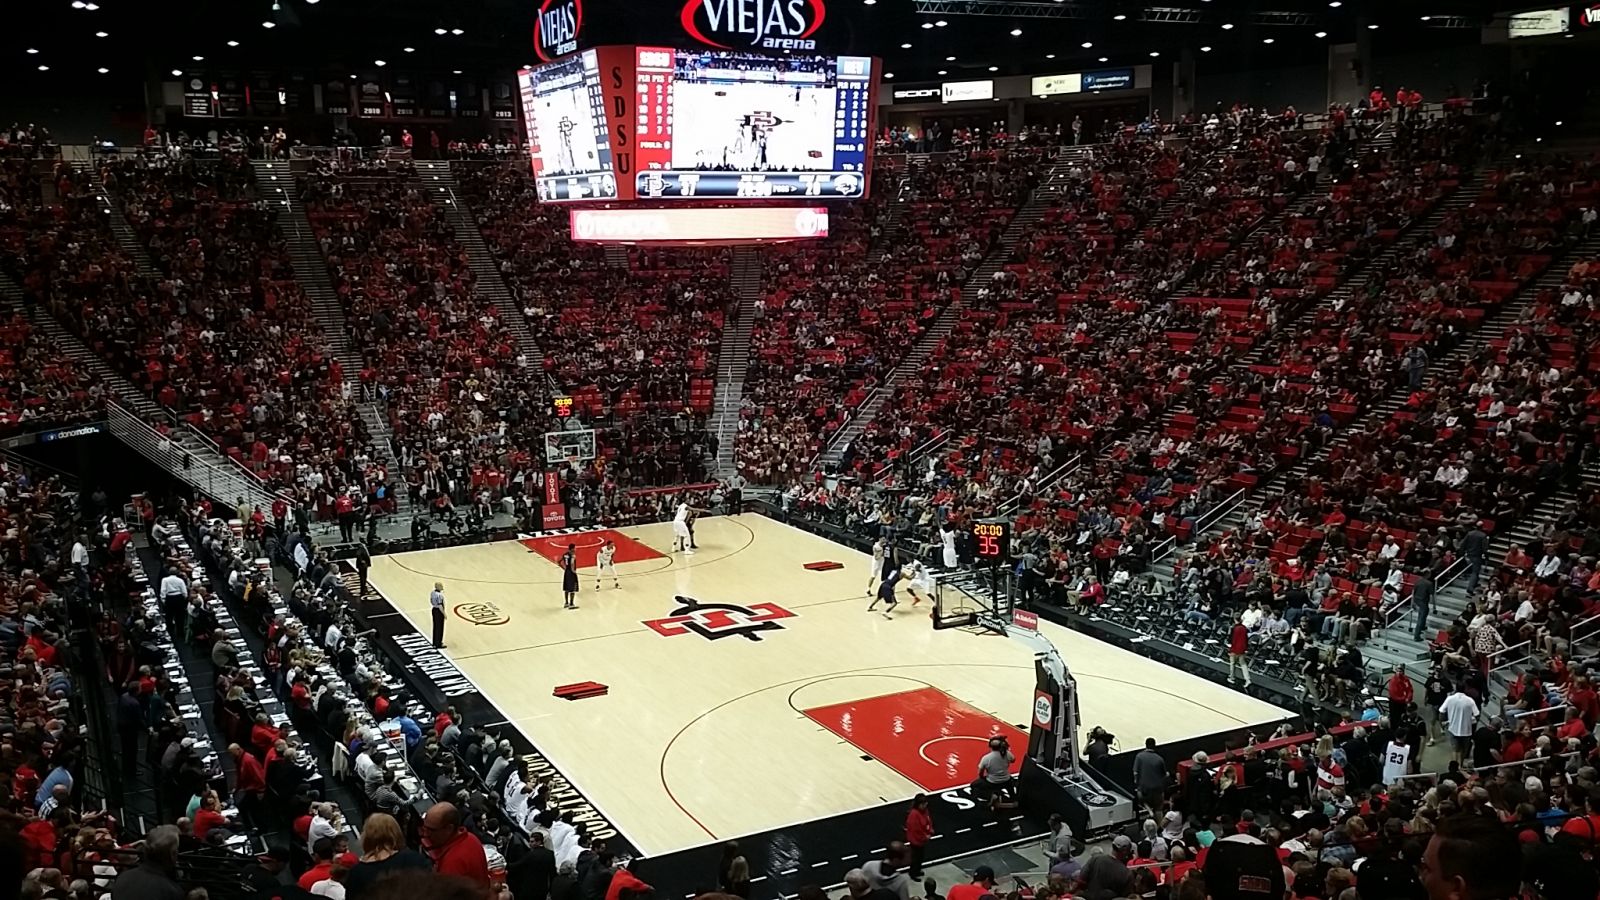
[681,0,826,51]
[645,595,795,641]
[534,0,582,61]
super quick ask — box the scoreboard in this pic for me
[971,519,1012,564]
[518,45,879,203]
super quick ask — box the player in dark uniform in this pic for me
[561,543,580,609]
[867,561,901,620]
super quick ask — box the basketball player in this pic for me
[905,559,933,607]
[595,539,618,591]
[940,523,959,570]
[866,537,886,595]
[672,500,704,554]
[560,544,580,609]
[867,563,901,620]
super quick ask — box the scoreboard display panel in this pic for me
[518,45,878,203]
[970,519,1011,564]
[519,50,618,202]
[633,47,873,200]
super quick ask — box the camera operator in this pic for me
[1084,727,1115,766]
[971,736,1018,812]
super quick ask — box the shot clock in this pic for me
[970,519,1011,563]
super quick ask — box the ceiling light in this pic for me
[1556,120,1564,126]
[305,0,319,4]
[71,1,85,7]
[1315,31,1328,38]
[1199,46,1211,52]
[884,71,893,77]
[935,19,947,26]
[171,68,182,76]
[1419,15,1430,21]
[921,22,933,28]
[1045,53,1055,58]
[1149,51,1159,57]
[374,59,387,66]
[1368,23,1379,29]
[83,2,98,9]
[97,67,108,73]
[1098,56,1108,61]
[450,27,464,34]
[1329,1,1341,6]
[937,69,947,75]
[863,0,875,5]
[26,48,38,54]
[435,27,447,34]
[262,20,275,28]
[1114,13,1127,20]
[1221,22,1234,29]
[1010,28,1022,35]
[1262,38,1274,44]
[94,31,107,37]
[946,55,956,60]
[1081,41,1093,48]
[901,42,912,48]
[988,65,998,71]
[227,40,239,46]
[193,55,205,61]
[350,74,357,79]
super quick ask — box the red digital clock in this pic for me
[970,520,1011,562]
[553,396,574,418]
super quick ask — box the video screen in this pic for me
[519,50,617,201]
[634,47,874,200]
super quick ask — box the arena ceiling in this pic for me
[0,0,1541,91]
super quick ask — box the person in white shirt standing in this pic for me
[867,538,886,595]
[160,568,189,639]
[595,539,618,591]
[1382,735,1412,785]
[1439,687,1480,764]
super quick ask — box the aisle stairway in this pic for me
[814,146,1074,469]
[72,161,160,277]
[251,159,410,520]
[711,247,761,475]
[421,161,549,388]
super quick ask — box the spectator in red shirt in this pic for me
[192,791,229,841]
[1556,707,1589,743]
[1228,615,1251,686]
[228,742,267,828]
[422,802,489,894]
[250,713,281,759]
[904,794,933,879]
[1387,665,1414,707]
[298,838,337,890]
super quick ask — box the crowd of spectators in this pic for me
[736,145,1050,481]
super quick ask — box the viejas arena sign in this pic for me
[534,0,583,61]
[681,0,827,51]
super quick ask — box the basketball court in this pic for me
[365,514,1288,857]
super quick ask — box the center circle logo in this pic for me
[453,602,510,626]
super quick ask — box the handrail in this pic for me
[1151,486,1247,563]
[1568,610,1600,647]
[809,386,882,469]
[1487,638,1533,675]
[1381,556,1468,630]
[869,428,950,484]
[997,451,1085,516]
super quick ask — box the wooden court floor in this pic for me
[367,514,1288,856]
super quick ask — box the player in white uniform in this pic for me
[1381,736,1411,785]
[595,539,618,590]
[940,524,959,570]
[905,559,934,607]
[672,501,700,553]
[867,538,886,595]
